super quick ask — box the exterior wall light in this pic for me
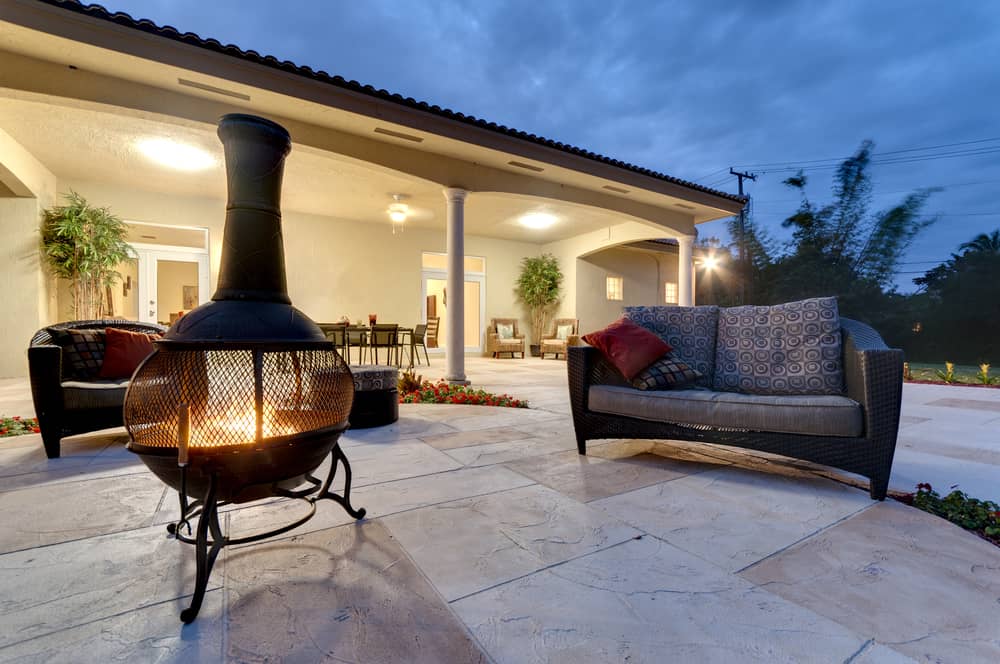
[137,138,215,171]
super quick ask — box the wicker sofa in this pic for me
[28,319,166,458]
[568,314,903,500]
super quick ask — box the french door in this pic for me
[421,270,486,353]
[133,247,211,326]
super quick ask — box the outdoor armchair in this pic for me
[487,318,525,358]
[540,318,580,359]
[28,319,166,458]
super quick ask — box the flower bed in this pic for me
[1,416,40,437]
[897,483,1000,548]
[399,380,527,408]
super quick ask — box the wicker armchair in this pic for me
[568,318,903,500]
[540,318,580,359]
[28,319,166,458]
[486,318,525,358]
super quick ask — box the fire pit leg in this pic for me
[314,444,366,520]
[180,473,225,624]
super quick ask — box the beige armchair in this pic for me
[486,318,525,358]
[540,318,580,359]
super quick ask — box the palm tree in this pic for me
[959,229,1000,255]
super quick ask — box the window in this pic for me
[606,276,623,301]
[664,281,678,304]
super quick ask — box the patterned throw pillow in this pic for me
[496,323,514,339]
[47,328,107,380]
[714,297,844,395]
[632,355,702,391]
[556,324,573,341]
[624,306,719,387]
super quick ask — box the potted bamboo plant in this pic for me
[40,191,134,319]
[515,253,563,356]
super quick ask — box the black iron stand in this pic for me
[167,443,366,623]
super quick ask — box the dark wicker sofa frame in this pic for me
[568,318,903,500]
[29,319,166,459]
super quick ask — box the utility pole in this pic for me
[730,168,756,304]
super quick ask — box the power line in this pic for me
[730,136,1000,170]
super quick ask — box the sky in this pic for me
[100,0,1000,292]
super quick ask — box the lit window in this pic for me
[606,276,623,301]
[664,282,678,304]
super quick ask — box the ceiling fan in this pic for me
[386,193,435,233]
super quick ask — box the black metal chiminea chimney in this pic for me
[124,114,365,624]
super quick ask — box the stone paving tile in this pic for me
[593,465,873,572]
[225,521,487,663]
[925,397,1000,412]
[419,426,535,450]
[503,443,722,503]
[0,473,167,554]
[443,435,570,467]
[0,523,216,649]
[0,591,225,664]
[441,406,566,433]
[338,438,462,487]
[383,483,640,601]
[453,536,877,663]
[741,500,1000,663]
[340,415,457,446]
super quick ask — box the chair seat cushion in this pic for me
[61,378,130,410]
[588,385,862,438]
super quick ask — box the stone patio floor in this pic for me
[0,357,998,662]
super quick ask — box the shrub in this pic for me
[1,416,40,437]
[399,380,527,408]
[906,483,1000,545]
[935,361,956,383]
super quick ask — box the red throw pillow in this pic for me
[98,327,159,379]
[582,318,672,380]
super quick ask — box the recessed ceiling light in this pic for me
[519,212,557,229]
[137,138,215,171]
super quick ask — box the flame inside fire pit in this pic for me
[124,114,365,623]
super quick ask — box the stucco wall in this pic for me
[58,179,538,358]
[0,129,57,377]
[573,246,678,334]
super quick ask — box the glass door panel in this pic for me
[155,259,201,325]
[421,273,485,352]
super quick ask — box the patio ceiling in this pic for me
[0,94,657,244]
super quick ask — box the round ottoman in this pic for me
[350,365,399,429]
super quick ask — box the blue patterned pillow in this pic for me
[714,297,844,395]
[623,306,719,387]
[632,355,702,391]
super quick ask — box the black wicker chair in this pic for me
[568,318,903,500]
[28,319,167,459]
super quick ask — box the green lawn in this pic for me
[906,362,995,385]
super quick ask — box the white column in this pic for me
[677,235,694,306]
[444,188,469,384]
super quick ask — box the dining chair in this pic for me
[347,325,368,364]
[425,317,440,349]
[410,323,429,365]
[369,323,399,366]
[318,322,349,360]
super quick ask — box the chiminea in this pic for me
[124,114,365,624]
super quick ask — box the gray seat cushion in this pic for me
[62,378,130,410]
[588,385,862,438]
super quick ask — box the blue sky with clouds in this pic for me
[100,0,1000,291]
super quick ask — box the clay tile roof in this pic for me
[38,0,745,205]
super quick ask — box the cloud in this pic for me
[98,0,1000,289]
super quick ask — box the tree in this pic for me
[514,253,563,347]
[911,228,1000,363]
[742,141,936,338]
[41,191,133,319]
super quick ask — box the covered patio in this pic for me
[0,0,743,383]
[1,360,998,661]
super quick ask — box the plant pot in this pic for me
[529,344,541,357]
